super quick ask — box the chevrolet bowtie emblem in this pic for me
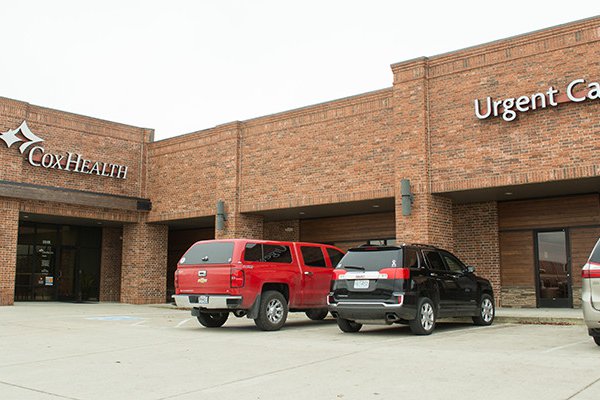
[0,121,44,154]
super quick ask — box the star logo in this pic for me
[0,121,44,154]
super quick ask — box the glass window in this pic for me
[243,244,293,263]
[590,239,600,263]
[424,251,446,271]
[262,244,292,263]
[404,248,420,268]
[327,248,345,268]
[441,252,465,273]
[181,242,234,265]
[301,246,327,268]
[337,249,401,271]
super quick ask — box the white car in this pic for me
[582,238,600,346]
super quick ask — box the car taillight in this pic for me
[333,269,347,280]
[230,267,245,288]
[582,262,600,279]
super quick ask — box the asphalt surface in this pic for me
[0,303,598,400]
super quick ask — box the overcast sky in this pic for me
[1,1,598,140]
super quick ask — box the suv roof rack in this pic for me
[406,243,439,249]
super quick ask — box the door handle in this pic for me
[304,271,313,276]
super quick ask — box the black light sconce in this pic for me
[216,200,227,230]
[401,179,414,216]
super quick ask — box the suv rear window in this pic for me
[337,248,402,271]
[590,239,600,263]
[181,242,234,265]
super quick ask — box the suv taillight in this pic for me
[230,267,245,288]
[333,269,347,280]
[379,268,410,279]
[582,262,600,279]
[174,269,180,294]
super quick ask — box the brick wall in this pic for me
[0,198,19,305]
[120,222,168,304]
[453,202,501,301]
[0,97,152,199]
[99,227,122,302]
[264,220,300,242]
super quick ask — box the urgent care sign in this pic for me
[474,78,600,122]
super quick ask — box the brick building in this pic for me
[1,17,599,308]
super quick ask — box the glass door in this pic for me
[535,230,572,308]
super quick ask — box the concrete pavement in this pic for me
[0,302,597,400]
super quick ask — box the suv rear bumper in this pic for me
[172,294,243,310]
[582,297,600,330]
[329,301,416,322]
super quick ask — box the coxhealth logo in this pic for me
[0,121,128,179]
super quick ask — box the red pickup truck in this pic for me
[172,239,345,331]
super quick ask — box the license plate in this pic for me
[354,280,369,289]
[198,295,209,304]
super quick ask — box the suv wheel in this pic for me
[197,312,229,328]
[409,297,436,335]
[336,317,362,333]
[254,290,288,331]
[594,336,600,346]
[472,294,495,326]
[305,308,329,321]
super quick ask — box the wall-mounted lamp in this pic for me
[401,179,414,216]
[216,200,227,231]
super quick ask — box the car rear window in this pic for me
[337,248,402,271]
[590,239,600,263]
[180,242,234,265]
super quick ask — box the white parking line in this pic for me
[176,318,193,328]
[130,320,147,326]
[542,339,589,353]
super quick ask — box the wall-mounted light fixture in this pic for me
[216,200,227,230]
[401,179,414,216]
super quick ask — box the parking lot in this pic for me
[0,303,599,400]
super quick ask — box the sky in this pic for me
[1,1,599,140]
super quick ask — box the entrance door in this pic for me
[535,230,572,308]
[57,247,78,301]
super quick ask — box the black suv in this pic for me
[327,244,495,335]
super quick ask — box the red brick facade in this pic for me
[0,18,599,307]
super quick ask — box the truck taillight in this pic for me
[582,262,600,279]
[174,269,180,294]
[230,267,245,288]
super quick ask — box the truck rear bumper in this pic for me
[172,294,243,310]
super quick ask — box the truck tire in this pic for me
[472,294,495,326]
[409,297,436,335]
[197,312,229,328]
[336,317,362,333]
[305,308,329,320]
[254,290,288,331]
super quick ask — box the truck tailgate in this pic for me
[177,264,232,294]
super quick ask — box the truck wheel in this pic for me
[305,308,329,320]
[197,312,229,328]
[254,291,288,331]
[472,294,495,326]
[336,317,362,333]
[409,297,436,335]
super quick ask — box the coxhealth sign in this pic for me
[474,78,600,122]
[0,121,128,179]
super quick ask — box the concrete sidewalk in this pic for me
[495,307,584,325]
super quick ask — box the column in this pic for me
[99,226,123,302]
[0,198,19,305]
[120,222,168,304]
